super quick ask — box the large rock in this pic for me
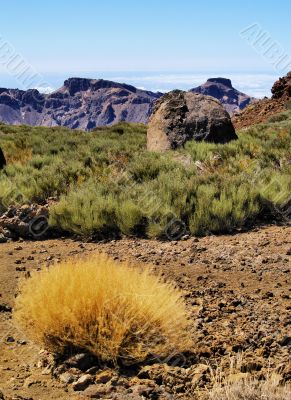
[0,147,6,169]
[147,90,237,151]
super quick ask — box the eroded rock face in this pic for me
[0,78,162,130]
[0,147,6,169]
[147,90,237,151]
[190,77,257,116]
[271,71,291,99]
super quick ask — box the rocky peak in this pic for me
[63,77,138,96]
[190,78,256,116]
[206,77,233,88]
[0,78,162,130]
[63,78,92,95]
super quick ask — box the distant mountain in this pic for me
[0,78,162,130]
[190,77,256,116]
[0,77,256,130]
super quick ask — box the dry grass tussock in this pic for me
[204,356,291,400]
[205,375,290,400]
[14,254,191,364]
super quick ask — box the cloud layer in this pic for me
[109,72,279,98]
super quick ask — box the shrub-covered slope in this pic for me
[0,116,290,238]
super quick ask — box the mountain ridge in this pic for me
[0,77,255,130]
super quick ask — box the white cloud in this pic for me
[109,72,278,98]
[34,86,55,94]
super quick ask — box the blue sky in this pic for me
[0,0,290,96]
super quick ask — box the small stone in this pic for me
[72,374,93,391]
[59,371,78,384]
[65,352,98,371]
[16,266,26,271]
[191,364,210,387]
[83,384,110,398]
[23,377,41,388]
[0,303,12,313]
[241,362,262,373]
[181,234,190,240]
[279,336,291,347]
[262,291,274,299]
[197,346,211,358]
[130,383,156,397]
[17,339,27,345]
[95,370,114,384]
[6,336,15,342]
[0,234,7,243]
[41,366,52,375]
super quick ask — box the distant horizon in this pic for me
[1,1,290,99]
[0,70,282,98]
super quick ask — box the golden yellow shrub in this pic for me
[14,254,191,363]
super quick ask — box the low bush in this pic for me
[14,254,191,364]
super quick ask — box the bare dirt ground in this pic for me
[0,225,290,399]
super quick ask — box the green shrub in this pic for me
[1,120,290,238]
[268,112,290,123]
[189,182,260,235]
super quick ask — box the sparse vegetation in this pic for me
[205,377,290,400]
[13,254,190,364]
[204,356,291,400]
[0,117,290,238]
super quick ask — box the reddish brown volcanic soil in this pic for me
[0,225,290,399]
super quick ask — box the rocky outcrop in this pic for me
[0,147,6,169]
[0,77,257,130]
[0,204,49,239]
[271,71,291,99]
[190,77,256,116]
[234,72,291,129]
[147,90,237,151]
[0,78,162,131]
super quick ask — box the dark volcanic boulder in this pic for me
[0,147,6,169]
[147,90,237,151]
